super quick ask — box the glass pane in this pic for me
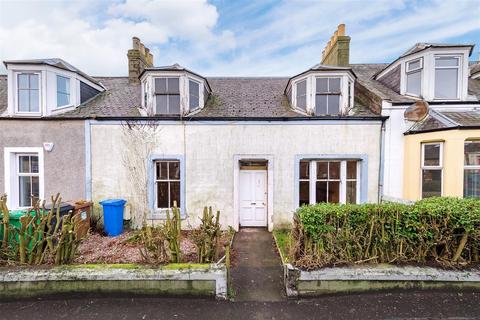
[435,68,458,99]
[19,176,31,207]
[407,70,421,96]
[30,156,39,173]
[169,161,180,180]
[465,141,480,166]
[18,74,29,89]
[464,169,480,198]
[155,95,168,114]
[408,59,421,70]
[57,93,70,107]
[328,181,340,203]
[57,76,69,94]
[18,156,30,173]
[435,57,458,67]
[157,161,168,180]
[167,78,180,94]
[168,95,180,114]
[31,176,39,200]
[29,90,39,112]
[157,182,169,208]
[299,161,309,179]
[299,181,310,206]
[346,181,357,204]
[316,78,328,93]
[315,181,327,203]
[18,90,29,112]
[329,78,341,93]
[296,80,306,96]
[329,162,340,179]
[327,95,340,114]
[424,144,440,166]
[422,169,442,198]
[347,161,357,179]
[155,78,167,94]
[29,74,39,90]
[189,80,199,96]
[169,181,180,208]
[315,95,327,115]
[297,95,306,110]
[317,162,328,179]
[189,93,199,109]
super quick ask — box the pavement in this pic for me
[1,228,480,319]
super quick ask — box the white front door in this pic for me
[239,170,267,227]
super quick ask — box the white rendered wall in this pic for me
[90,121,382,230]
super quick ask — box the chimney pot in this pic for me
[337,24,345,36]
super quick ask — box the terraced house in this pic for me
[0,25,479,230]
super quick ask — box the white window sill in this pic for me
[148,209,186,220]
[51,104,75,113]
[13,112,42,117]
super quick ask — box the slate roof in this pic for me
[3,58,101,86]
[350,64,415,104]
[406,110,480,134]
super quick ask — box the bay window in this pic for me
[155,77,180,114]
[406,58,422,96]
[17,73,40,113]
[434,56,460,99]
[421,142,443,198]
[298,159,359,206]
[464,140,480,198]
[315,77,340,115]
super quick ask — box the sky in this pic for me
[0,0,479,77]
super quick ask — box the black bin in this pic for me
[45,202,75,232]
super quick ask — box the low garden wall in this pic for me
[0,263,228,299]
[274,197,480,297]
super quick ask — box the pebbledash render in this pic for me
[1,24,479,230]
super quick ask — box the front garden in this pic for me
[0,194,233,299]
[275,197,480,296]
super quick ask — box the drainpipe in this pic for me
[378,119,386,203]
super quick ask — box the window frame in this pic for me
[314,76,342,115]
[153,76,181,115]
[420,142,443,199]
[56,75,71,108]
[3,147,44,210]
[405,57,423,97]
[15,72,41,115]
[16,154,40,208]
[295,79,307,111]
[433,55,461,100]
[154,160,181,211]
[298,159,360,206]
[188,78,201,110]
[463,140,480,198]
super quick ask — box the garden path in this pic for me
[230,228,285,301]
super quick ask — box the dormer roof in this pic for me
[140,63,212,91]
[3,58,102,87]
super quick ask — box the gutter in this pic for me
[404,125,480,135]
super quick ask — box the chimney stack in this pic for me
[127,37,154,84]
[321,24,350,67]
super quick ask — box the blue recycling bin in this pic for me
[99,199,126,236]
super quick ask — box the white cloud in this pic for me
[0,0,234,75]
[0,0,478,77]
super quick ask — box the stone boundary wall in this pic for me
[284,263,480,297]
[0,264,227,300]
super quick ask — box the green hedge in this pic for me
[291,197,480,270]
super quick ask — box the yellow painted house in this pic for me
[403,110,480,200]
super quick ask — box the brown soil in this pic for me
[74,230,232,265]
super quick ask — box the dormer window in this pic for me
[315,77,340,115]
[406,58,422,96]
[56,75,70,107]
[155,77,180,115]
[434,56,460,99]
[296,79,307,111]
[188,79,200,109]
[17,73,40,113]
